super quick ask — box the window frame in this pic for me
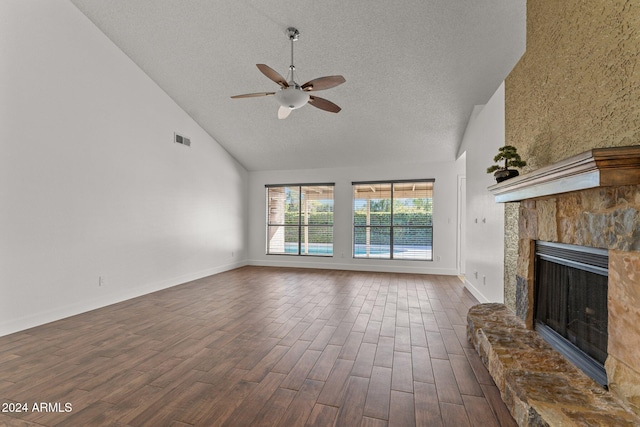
[265,183,335,257]
[352,179,434,261]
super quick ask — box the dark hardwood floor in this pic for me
[0,266,516,426]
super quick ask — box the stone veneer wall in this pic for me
[503,0,640,313]
[506,0,640,170]
[516,185,640,415]
[503,203,519,312]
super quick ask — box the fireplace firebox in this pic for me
[534,241,609,386]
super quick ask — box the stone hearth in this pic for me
[467,304,639,426]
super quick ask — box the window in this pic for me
[353,180,433,260]
[266,184,334,256]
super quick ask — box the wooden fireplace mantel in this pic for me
[488,145,640,202]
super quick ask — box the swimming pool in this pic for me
[283,243,432,259]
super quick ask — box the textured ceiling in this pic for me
[70,0,526,171]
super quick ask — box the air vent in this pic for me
[174,133,191,147]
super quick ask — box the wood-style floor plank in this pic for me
[363,366,393,420]
[414,381,443,427]
[389,390,416,427]
[0,267,515,426]
[278,379,324,427]
[432,358,464,405]
[335,376,369,426]
[305,403,339,427]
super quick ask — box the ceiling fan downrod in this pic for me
[286,27,300,86]
[274,27,308,113]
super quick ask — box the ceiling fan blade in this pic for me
[278,106,292,120]
[308,96,341,113]
[230,92,275,99]
[302,75,345,91]
[257,64,289,88]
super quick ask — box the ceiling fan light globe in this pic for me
[275,87,309,110]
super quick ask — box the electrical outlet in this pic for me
[99,276,107,287]
[436,255,441,262]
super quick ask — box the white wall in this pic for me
[458,83,506,302]
[248,161,464,275]
[0,1,248,336]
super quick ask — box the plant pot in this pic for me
[494,169,519,183]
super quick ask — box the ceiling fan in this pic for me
[231,27,345,119]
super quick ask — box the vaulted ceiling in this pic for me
[70,0,526,171]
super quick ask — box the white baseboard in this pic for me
[247,258,458,275]
[0,260,247,338]
[464,278,490,303]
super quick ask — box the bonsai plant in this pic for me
[487,145,527,182]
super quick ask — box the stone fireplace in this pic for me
[469,146,640,425]
[472,146,640,424]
